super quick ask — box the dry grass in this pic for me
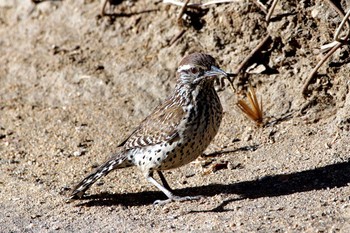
[237,83,263,126]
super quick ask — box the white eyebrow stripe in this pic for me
[177,64,193,72]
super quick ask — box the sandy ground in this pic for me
[1,0,350,232]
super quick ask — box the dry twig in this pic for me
[265,0,278,22]
[302,6,350,97]
[201,0,240,6]
[225,35,270,101]
[101,0,108,16]
[321,8,350,52]
[224,73,237,94]
[252,0,267,14]
[169,29,187,46]
[101,0,125,16]
[234,35,271,74]
[177,0,190,25]
[324,0,350,32]
[163,0,200,8]
[302,42,342,97]
[163,0,240,8]
[334,9,350,41]
[168,0,190,46]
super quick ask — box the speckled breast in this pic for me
[158,87,223,170]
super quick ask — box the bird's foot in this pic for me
[153,195,202,205]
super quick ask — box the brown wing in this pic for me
[118,98,185,150]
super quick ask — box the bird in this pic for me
[69,53,228,205]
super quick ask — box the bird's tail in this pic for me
[69,153,130,199]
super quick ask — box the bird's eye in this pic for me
[190,67,198,74]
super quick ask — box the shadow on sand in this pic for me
[74,159,350,208]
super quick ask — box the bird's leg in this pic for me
[146,172,202,205]
[157,171,172,191]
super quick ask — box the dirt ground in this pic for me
[1,0,350,232]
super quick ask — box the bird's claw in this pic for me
[153,195,203,205]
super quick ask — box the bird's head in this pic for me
[176,53,227,86]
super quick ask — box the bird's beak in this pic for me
[205,66,228,77]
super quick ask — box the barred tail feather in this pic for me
[70,156,128,199]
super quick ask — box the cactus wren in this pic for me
[70,53,228,204]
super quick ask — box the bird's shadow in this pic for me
[74,160,350,208]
